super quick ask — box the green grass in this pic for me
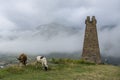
[0,59,120,80]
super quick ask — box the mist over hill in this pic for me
[0,23,120,65]
[0,22,82,54]
[34,23,81,38]
[0,22,120,65]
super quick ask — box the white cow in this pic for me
[36,56,48,71]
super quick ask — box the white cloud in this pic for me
[0,15,16,30]
[0,0,119,57]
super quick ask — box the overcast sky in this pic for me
[0,0,120,57]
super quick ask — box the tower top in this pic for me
[85,16,97,24]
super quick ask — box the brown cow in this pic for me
[17,53,27,66]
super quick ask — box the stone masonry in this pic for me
[82,16,101,63]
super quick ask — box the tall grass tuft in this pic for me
[49,58,96,65]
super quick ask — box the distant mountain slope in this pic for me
[32,23,81,39]
[0,22,81,41]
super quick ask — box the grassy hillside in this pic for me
[0,59,120,80]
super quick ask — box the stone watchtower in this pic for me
[82,16,101,63]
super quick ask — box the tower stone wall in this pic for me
[82,16,101,63]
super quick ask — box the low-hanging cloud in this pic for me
[0,0,120,57]
[0,29,83,54]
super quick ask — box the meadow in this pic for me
[0,59,120,80]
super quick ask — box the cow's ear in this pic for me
[17,58,20,60]
[40,56,44,59]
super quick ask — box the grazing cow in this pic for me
[36,56,48,71]
[17,53,27,66]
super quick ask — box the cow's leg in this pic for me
[43,63,48,71]
[44,66,48,71]
[41,62,44,70]
[19,62,23,67]
[36,61,39,68]
[23,61,26,66]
